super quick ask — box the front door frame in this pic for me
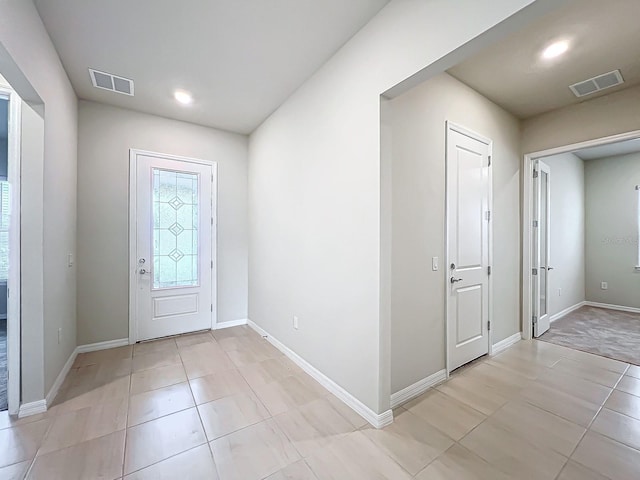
[128,149,218,344]
[444,121,493,375]
[521,129,640,340]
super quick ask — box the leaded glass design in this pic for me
[152,169,199,289]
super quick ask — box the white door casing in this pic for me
[1,85,22,415]
[446,122,492,372]
[129,150,216,342]
[533,160,551,337]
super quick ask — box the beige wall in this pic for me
[0,0,78,400]
[386,72,521,394]
[77,101,249,345]
[585,152,640,308]
[249,0,544,414]
[542,153,586,317]
[523,85,640,154]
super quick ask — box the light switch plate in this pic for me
[432,256,439,271]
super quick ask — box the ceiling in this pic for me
[34,0,389,134]
[448,0,640,119]
[573,138,640,161]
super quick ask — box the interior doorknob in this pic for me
[450,277,463,284]
[139,268,150,275]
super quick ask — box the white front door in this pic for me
[446,123,491,371]
[132,151,214,342]
[533,160,551,337]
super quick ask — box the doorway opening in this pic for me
[523,131,640,365]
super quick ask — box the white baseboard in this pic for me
[76,338,130,353]
[44,345,79,409]
[247,320,393,429]
[491,332,522,355]
[213,319,248,330]
[18,399,47,418]
[550,301,586,323]
[390,370,447,409]
[24,337,131,417]
[585,302,640,314]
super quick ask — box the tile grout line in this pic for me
[120,346,135,479]
[553,365,630,480]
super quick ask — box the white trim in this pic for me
[522,129,640,341]
[76,338,130,353]
[491,332,522,356]
[2,84,22,416]
[445,121,493,372]
[585,301,640,314]
[212,318,248,330]
[550,301,587,323]
[18,400,47,418]
[390,370,447,409]
[44,346,78,408]
[24,337,135,416]
[128,149,218,344]
[247,320,393,429]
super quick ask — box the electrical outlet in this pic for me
[432,256,439,271]
[58,327,62,344]
[601,281,608,290]
[293,315,299,330]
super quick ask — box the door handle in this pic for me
[450,277,463,284]
[139,268,151,275]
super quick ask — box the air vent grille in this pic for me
[569,70,624,98]
[89,68,134,96]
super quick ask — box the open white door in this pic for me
[446,123,492,371]
[131,151,215,342]
[532,160,552,337]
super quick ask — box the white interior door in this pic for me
[132,152,214,342]
[446,123,491,371]
[533,160,551,337]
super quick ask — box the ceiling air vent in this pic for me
[569,70,624,98]
[89,68,134,96]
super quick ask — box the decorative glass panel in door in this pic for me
[152,169,199,289]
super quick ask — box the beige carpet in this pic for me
[539,305,640,366]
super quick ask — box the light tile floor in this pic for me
[1,327,640,479]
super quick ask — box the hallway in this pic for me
[0,326,639,479]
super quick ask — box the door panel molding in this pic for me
[128,149,217,344]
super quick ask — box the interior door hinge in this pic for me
[488,155,492,167]
[532,268,538,276]
[487,320,491,331]
[485,211,491,221]
[211,217,214,225]
[211,304,213,312]
[533,169,539,178]
[211,260,214,269]
[532,316,537,325]
[533,220,539,228]
[487,266,492,275]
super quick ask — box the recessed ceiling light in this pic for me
[542,41,569,59]
[174,90,193,105]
